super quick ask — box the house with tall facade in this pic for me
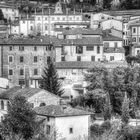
[34,105,92,140]
[0,86,61,122]
[0,36,59,87]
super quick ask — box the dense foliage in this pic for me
[0,95,37,140]
[40,59,64,96]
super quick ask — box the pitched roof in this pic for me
[129,20,140,26]
[0,87,60,100]
[55,61,103,69]
[62,28,102,35]
[104,47,125,53]
[60,37,103,45]
[0,36,61,46]
[34,105,92,117]
[103,34,123,41]
[55,61,127,69]
[54,22,89,25]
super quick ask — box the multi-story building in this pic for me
[0,2,19,21]
[0,36,57,87]
[19,1,89,36]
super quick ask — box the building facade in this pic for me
[0,37,56,87]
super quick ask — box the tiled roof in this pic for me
[0,36,61,46]
[55,61,127,69]
[34,105,92,117]
[103,34,123,41]
[62,28,102,35]
[103,10,140,16]
[54,22,89,25]
[133,44,140,48]
[129,20,140,26]
[55,61,103,69]
[0,87,60,99]
[60,37,103,45]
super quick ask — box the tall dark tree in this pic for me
[40,59,64,96]
[0,9,4,20]
[0,95,36,140]
[103,0,112,9]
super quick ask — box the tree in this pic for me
[103,93,112,121]
[40,59,64,96]
[0,95,36,140]
[0,9,4,20]
[121,93,130,125]
[103,0,112,10]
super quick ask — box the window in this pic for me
[45,17,47,20]
[137,50,140,54]
[30,26,33,31]
[9,69,13,75]
[91,56,95,61]
[76,46,83,54]
[9,46,13,51]
[86,46,94,51]
[19,79,25,86]
[114,42,118,48]
[77,56,81,61]
[47,117,50,122]
[139,37,140,42]
[46,125,50,134]
[97,46,100,54]
[38,17,41,20]
[20,56,24,63]
[57,17,60,21]
[34,69,38,75]
[47,56,51,63]
[19,46,24,51]
[63,17,65,21]
[69,127,73,134]
[45,25,47,30]
[1,100,4,110]
[9,56,13,63]
[23,20,25,24]
[132,37,136,42]
[20,69,24,75]
[104,42,109,47]
[34,56,38,62]
[61,56,65,61]
[34,46,37,51]
[110,56,114,61]
[132,27,136,33]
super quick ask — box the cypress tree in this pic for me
[40,59,64,96]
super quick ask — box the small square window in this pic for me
[34,46,37,51]
[45,17,47,20]
[61,56,65,61]
[19,79,25,86]
[20,69,24,75]
[34,56,38,62]
[9,69,13,75]
[110,56,114,61]
[9,56,13,63]
[9,46,13,51]
[91,56,95,61]
[19,46,24,51]
[34,69,38,75]
[20,56,24,63]
[77,56,81,61]
[69,127,73,134]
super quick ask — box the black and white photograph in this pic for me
[0,0,140,140]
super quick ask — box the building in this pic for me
[0,86,61,122]
[56,28,103,62]
[34,105,92,140]
[103,33,125,61]
[0,2,19,21]
[0,36,58,87]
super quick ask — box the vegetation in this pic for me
[0,95,37,140]
[40,58,64,96]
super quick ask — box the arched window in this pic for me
[37,23,41,32]
[1,100,4,110]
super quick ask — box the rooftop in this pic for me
[0,87,60,100]
[34,105,92,117]
[103,34,123,41]
[62,28,102,35]
[55,61,127,69]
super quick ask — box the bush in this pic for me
[90,124,104,137]
[100,120,111,132]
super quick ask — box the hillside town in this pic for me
[1,0,140,140]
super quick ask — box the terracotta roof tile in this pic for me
[34,105,92,117]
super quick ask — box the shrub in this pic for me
[100,120,111,132]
